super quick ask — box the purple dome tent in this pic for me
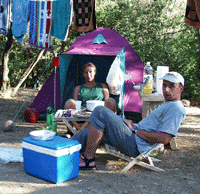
[31,27,144,120]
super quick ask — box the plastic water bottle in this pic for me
[143,62,153,94]
[46,104,57,133]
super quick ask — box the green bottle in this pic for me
[46,104,57,133]
[46,104,53,131]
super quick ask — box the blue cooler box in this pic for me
[22,136,81,183]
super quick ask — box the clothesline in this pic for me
[27,0,59,1]
[0,0,97,50]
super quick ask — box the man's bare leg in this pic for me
[79,124,104,167]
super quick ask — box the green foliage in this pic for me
[96,0,200,105]
[96,1,122,29]
[0,0,199,104]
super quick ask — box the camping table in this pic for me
[139,92,165,119]
[54,110,90,135]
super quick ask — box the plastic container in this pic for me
[75,101,82,111]
[86,100,105,111]
[156,66,169,94]
[22,136,82,183]
[29,130,56,141]
[143,62,153,94]
[24,108,39,123]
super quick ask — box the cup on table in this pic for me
[75,101,82,111]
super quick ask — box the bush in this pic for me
[96,0,200,105]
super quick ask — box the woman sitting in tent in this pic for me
[64,62,117,113]
[64,62,117,137]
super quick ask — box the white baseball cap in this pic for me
[160,71,184,86]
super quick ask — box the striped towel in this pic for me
[0,0,11,36]
[12,0,29,44]
[29,0,53,50]
[50,0,73,41]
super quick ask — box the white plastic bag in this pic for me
[106,56,124,95]
[106,56,131,95]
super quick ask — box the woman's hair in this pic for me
[81,62,96,74]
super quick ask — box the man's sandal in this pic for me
[65,131,74,138]
[79,154,97,170]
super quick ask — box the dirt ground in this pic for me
[0,88,200,194]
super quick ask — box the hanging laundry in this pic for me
[12,0,29,44]
[72,0,96,32]
[185,0,200,28]
[50,0,73,41]
[29,0,53,50]
[0,0,11,36]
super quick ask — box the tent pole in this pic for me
[121,89,125,119]
[54,66,57,110]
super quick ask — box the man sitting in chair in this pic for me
[72,71,186,170]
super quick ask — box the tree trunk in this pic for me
[196,28,200,79]
[0,30,14,93]
[11,50,45,97]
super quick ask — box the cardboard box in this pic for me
[22,136,81,183]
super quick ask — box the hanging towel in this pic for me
[50,0,73,41]
[29,0,53,50]
[12,0,29,44]
[0,0,11,36]
[185,0,200,28]
[72,0,96,32]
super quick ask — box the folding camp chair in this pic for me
[169,137,178,150]
[104,143,165,172]
[104,136,178,172]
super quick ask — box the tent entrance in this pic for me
[59,54,118,109]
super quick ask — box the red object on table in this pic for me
[24,108,40,123]
[53,56,59,67]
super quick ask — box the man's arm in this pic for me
[122,119,135,129]
[122,119,173,145]
[136,129,173,145]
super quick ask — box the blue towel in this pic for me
[12,0,29,44]
[0,0,11,36]
[50,0,73,41]
[29,0,37,45]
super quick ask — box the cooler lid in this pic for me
[22,136,80,150]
